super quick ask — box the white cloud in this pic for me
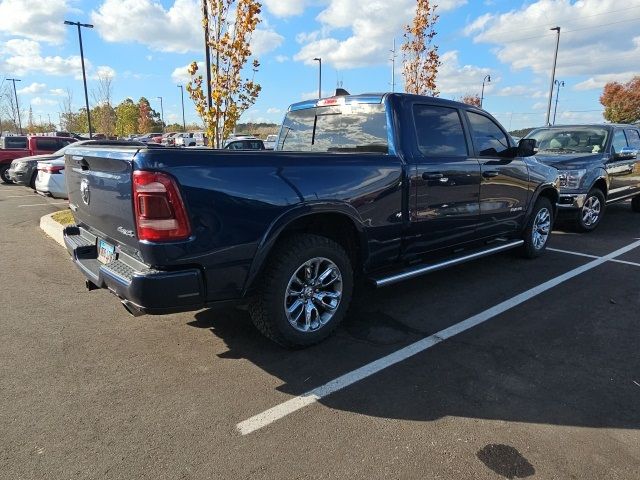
[293,0,466,69]
[574,72,637,91]
[49,88,66,96]
[465,0,640,77]
[92,0,283,58]
[92,0,201,53]
[0,39,86,77]
[438,51,493,95]
[266,107,282,114]
[0,0,70,43]
[262,0,311,17]
[171,61,204,85]
[92,65,116,79]
[31,97,57,106]
[275,55,289,63]
[17,82,46,94]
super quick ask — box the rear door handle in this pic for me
[422,172,444,180]
[482,171,499,178]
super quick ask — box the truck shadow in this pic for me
[188,248,640,432]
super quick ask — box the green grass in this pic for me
[51,209,75,226]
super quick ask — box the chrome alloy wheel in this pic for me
[284,257,343,333]
[581,195,602,226]
[532,207,551,250]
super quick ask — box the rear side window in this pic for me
[467,111,511,157]
[413,105,468,156]
[246,141,263,150]
[625,129,640,149]
[611,129,628,154]
[3,137,27,149]
[35,138,59,151]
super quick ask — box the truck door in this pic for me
[405,103,481,258]
[607,128,640,200]
[465,110,530,238]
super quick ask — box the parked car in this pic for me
[34,158,67,198]
[223,139,265,150]
[264,134,278,150]
[525,124,640,231]
[223,134,257,147]
[8,141,81,188]
[1,135,76,183]
[161,132,180,146]
[62,93,558,347]
[175,132,208,147]
[137,133,163,144]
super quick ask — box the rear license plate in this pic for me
[97,239,116,264]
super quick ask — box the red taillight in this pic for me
[132,171,191,242]
[39,164,64,174]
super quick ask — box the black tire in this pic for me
[30,171,38,190]
[574,188,605,232]
[0,165,12,184]
[248,233,354,348]
[632,195,640,213]
[521,196,553,259]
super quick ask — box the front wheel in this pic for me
[521,197,553,259]
[631,195,640,213]
[575,188,605,232]
[248,234,354,348]
[0,165,12,184]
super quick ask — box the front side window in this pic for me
[467,111,511,157]
[413,105,468,157]
[278,103,388,153]
[624,129,640,149]
[612,129,628,154]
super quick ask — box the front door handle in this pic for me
[482,171,499,178]
[423,172,444,180]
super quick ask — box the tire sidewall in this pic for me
[0,165,11,184]
[265,241,353,347]
[523,197,553,258]
[577,189,605,231]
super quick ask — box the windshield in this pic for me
[277,103,388,153]
[526,127,609,154]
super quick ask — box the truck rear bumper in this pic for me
[63,226,207,315]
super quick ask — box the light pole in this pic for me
[480,74,491,108]
[552,80,565,125]
[157,96,165,132]
[177,85,186,132]
[202,1,212,110]
[545,26,561,126]
[390,39,397,92]
[7,78,22,134]
[313,57,322,99]
[64,20,93,137]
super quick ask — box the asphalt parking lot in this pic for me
[1,182,639,480]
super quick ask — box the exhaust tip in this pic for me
[121,299,145,317]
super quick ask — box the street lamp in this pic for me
[545,26,561,126]
[480,74,491,108]
[157,96,164,132]
[313,57,322,99]
[177,85,186,132]
[64,20,94,138]
[6,78,22,134]
[552,80,565,125]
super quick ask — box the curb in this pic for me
[40,212,65,247]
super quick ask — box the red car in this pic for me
[0,136,77,183]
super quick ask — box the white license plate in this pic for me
[97,239,116,264]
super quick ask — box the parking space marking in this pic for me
[237,239,640,436]
[548,247,640,268]
[17,203,67,207]
[1,194,40,198]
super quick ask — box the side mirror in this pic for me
[614,148,638,160]
[517,138,536,157]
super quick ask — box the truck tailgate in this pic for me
[65,145,139,250]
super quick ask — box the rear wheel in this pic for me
[575,188,605,232]
[30,171,38,190]
[631,195,640,213]
[248,233,354,348]
[521,197,553,259]
[0,165,12,184]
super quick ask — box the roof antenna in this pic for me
[335,88,350,96]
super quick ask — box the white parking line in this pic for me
[1,194,39,198]
[548,247,640,268]
[17,203,67,207]
[236,239,640,435]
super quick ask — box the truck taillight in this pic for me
[132,171,191,242]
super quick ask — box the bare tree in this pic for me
[0,84,23,132]
[91,74,116,136]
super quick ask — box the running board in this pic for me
[369,240,524,288]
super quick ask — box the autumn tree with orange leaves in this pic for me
[187,0,262,148]
[600,76,640,124]
[403,0,441,96]
[460,93,481,107]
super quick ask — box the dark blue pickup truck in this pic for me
[63,93,559,347]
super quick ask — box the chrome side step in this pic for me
[370,240,524,288]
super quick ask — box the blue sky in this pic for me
[1,0,639,131]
